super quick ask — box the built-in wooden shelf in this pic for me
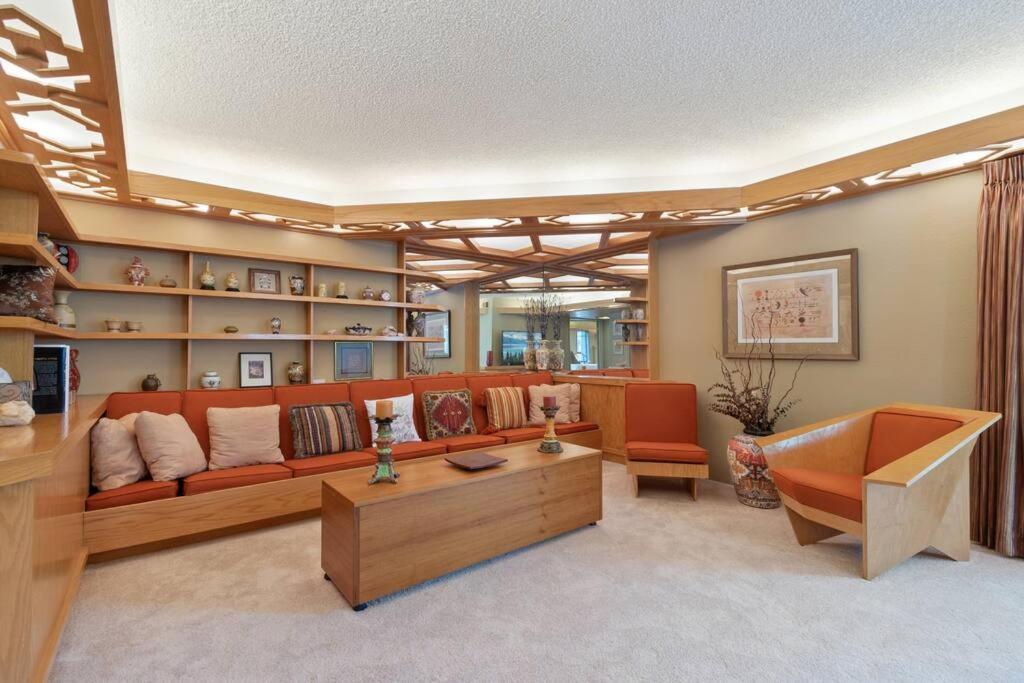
[614,319,650,324]
[622,341,650,346]
[0,150,79,239]
[0,316,76,339]
[0,233,78,289]
[614,297,648,304]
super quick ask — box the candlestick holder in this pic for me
[538,405,563,454]
[368,416,400,484]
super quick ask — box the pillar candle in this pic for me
[376,399,393,419]
[543,396,557,409]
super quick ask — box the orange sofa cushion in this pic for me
[182,463,291,495]
[492,426,545,443]
[626,441,707,464]
[181,388,275,457]
[85,480,178,511]
[281,451,376,477]
[432,434,505,452]
[555,421,599,436]
[602,368,633,377]
[465,374,514,431]
[772,467,863,522]
[106,391,182,419]
[864,411,963,473]
[410,375,469,437]
[631,369,650,378]
[273,383,351,458]
[362,440,446,462]
[348,379,414,446]
[625,382,698,444]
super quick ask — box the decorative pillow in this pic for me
[422,389,476,441]
[0,265,56,323]
[134,411,207,481]
[289,402,363,457]
[364,393,421,445]
[90,413,148,490]
[207,405,284,470]
[528,383,581,424]
[484,386,527,432]
[0,381,32,404]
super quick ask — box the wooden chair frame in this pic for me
[626,461,709,500]
[757,403,1000,579]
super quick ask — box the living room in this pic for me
[1,1,1022,681]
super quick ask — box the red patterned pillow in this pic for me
[422,389,476,440]
[484,386,526,432]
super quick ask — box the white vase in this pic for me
[200,371,221,389]
[53,291,76,328]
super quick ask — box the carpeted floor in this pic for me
[53,462,1023,682]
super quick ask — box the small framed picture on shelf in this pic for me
[248,268,282,294]
[334,341,373,380]
[239,352,273,387]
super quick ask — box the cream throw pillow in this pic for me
[527,383,581,425]
[207,405,284,470]
[364,393,421,444]
[90,413,147,490]
[134,411,207,481]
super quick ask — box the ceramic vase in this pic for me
[225,272,240,292]
[141,374,161,391]
[536,339,565,371]
[200,371,221,389]
[726,432,781,509]
[125,256,149,286]
[270,317,282,334]
[289,275,305,296]
[199,261,216,290]
[523,341,538,370]
[287,361,306,385]
[408,284,426,304]
[53,291,76,328]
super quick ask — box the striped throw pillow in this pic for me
[484,386,527,431]
[289,402,362,458]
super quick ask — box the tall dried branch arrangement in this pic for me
[525,293,566,341]
[524,297,541,342]
[708,309,807,435]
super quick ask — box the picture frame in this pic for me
[334,341,373,380]
[721,248,859,360]
[239,352,273,387]
[423,310,451,359]
[248,268,282,294]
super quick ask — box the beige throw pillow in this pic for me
[527,383,581,424]
[207,405,284,470]
[90,413,148,491]
[134,411,207,481]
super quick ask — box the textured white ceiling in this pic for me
[109,0,1024,205]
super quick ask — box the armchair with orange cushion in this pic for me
[624,382,708,499]
[758,403,1000,579]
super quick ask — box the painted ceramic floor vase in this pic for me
[726,432,781,509]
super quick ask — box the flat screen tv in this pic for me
[500,330,541,366]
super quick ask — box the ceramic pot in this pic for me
[200,371,221,389]
[316,283,328,297]
[536,339,565,371]
[335,281,347,298]
[141,374,161,391]
[199,261,216,290]
[225,272,240,291]
[726,432,781,509]
[523,342,538,370]
[270,317,282,334]
[287,361,306,385]
[125,257,149,286]
[104,319,123,332]
[159,275,177,288]
[125,321,143,332]
[361,285,375,300]
[53,291,76,328]
[408,284,426,304]
[289,275,305,296]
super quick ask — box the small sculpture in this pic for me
[622,324,631,342]
[270,317,282,334]
[381,324,401,337]
[289,275,305,296]
[378,289,392,302]
[141,373,161,391]
[225,272,240,292]
[361,285,375,300]
[287,361,306,384]
[224,325,239,334]
[200,371,221,389]
[37,232,58,256]
[125,256,150,286]
[344,323,372,336]
[316,283,328,297]
[335,281,347,298]
[159,275,177,288]
[69,349,81,400]
[200,261,216,290]
[408,283,428,304]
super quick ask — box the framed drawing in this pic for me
[721,249,858,360]
[335,341,373,379]
[423,310,451,358]
[248,268,281,294]
[239,352,273,387]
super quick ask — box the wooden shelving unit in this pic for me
[613,319,650,324]
[614,297,648,304]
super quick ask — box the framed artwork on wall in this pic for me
[721,248,859,360]
[248,268,281,294]
[423,310,451,358]
[239,352,273,387]
[335,341,373,379]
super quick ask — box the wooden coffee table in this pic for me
[321,441,603,610]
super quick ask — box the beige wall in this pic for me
[418,284,466,374]
[658,171,981,482]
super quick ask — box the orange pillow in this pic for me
[484,386,527,432]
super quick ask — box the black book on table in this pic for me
[32,344,69,414]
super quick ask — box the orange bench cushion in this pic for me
[281,451,376,477]
[182,463,291,495]
[626,441,707,464]
[362,440,447,462]
[106,391,182,419]
[85,480,178,511]
[624,383,698,444]
[555,421,599,435]
[772,467,863,522]
[432,434,505,453]
[865,411,962,473]
[493,426,546,443]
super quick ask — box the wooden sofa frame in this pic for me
[757,402,1000,580]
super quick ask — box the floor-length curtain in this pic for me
[973,153,1024,557]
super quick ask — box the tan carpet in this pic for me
[53,462,1023,681]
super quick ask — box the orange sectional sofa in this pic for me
[567,368,649,378]
[86,371,599,513]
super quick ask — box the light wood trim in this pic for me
[463,282,480,371]
[0,480,33,682]
[30,549,86,683]
[758,409,875,475]
[613,319,650,324]
[21,324,443,343]
[614,297,647,303]
[0,329,35,383]
[0,151,77,239]
[779,491,863,538]
[0,318,76,340]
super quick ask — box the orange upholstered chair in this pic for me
[759,403,1000,579]
[624,382,708,500]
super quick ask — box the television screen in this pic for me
[500,330,541,365]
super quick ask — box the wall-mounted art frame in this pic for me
[722,248,858,360]
[335,341,373,380]
[249,268,281,294]
[239,352,273,387]
[423,310,451,358]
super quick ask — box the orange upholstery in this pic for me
[432,434,505,452]
[273,383,352,457]
[281,451,375,477]
[465,374,515,432]
[182,463,291,495]
[771,467,863,522]
[85,480,178,511]
[181,388,275,457]
[624,382,698,444]
[410,375,469,437]
[106,391,182,419]
[555,421,599,435]
[602,368,633,377]
[864,411,963,473]
[493,426,546,443]
[362,440,446,461]
[348,379,414,446]
[631,369,650,378]
[625,441,707,463]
